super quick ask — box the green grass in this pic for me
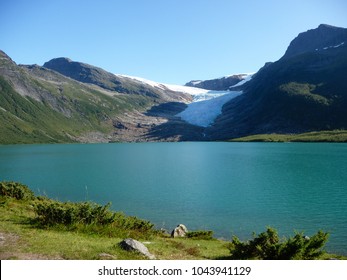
[230,130,347,142]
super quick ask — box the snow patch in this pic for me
[322,41,345,50]
[229,73,254,88]
[116,74,210,96]
[333,42,345,48]
[190,80,203,85]
[224,72,255,79]
[177,91,242,127]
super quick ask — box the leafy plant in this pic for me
[33,199,116,226]
[186,230,214,240]
[228,227,329,260]
[32,198,155,238]
[0,181,35,200]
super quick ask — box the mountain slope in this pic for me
[0,51,143,143]
[43,58,191,102]
[0,51,195,143]
[208,24,347,140]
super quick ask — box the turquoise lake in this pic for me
[1,142,346,254]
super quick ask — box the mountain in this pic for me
[0,51,198,143]
[282,24,347,59]
[207,24,347,140]
[185,73,253,91]
[43,57,190,101]
[1,24,347,144]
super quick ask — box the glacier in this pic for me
[177,91,242,127]
[177,73,253,127]
[115,73,252,127]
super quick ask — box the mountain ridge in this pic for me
[1,24,347,143]
[282,24,347,59]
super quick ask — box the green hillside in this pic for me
[0,52,180,144]
[208,25,347,140]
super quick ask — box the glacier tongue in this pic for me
[177,91,242,127]
[115,73,250,128]
[177,73,254,127]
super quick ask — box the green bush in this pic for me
[0,181,35,200]
[228,227,329,260]
[34,200,118,226]
[115,213,154,232]
[33,199,154,236]
[186,230,214,240]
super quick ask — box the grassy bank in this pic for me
[230,130,347,142]
[0,182,345,260]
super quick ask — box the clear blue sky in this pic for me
[1,0,347,84]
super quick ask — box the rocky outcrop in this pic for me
[171,224,188,238]
[119,238,155,259]
[185,75,244,91]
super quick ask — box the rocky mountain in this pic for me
[43,57,190,101]
[282,24,347,59]
[207,24,347,140]
[0,51,197,143]
[185,74,248,91]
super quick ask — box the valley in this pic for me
[1,24,347,144]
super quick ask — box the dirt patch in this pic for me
[0,232,63,260]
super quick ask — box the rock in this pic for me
[119,238,155,260]
[171,224,188,238]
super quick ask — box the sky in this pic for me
[1,0,347,85]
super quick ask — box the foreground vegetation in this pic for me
[0,181,345,260]
[230,130,347,142]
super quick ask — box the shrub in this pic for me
[115,214,154,232]
[0,181,35,200]
[228,227,329,260]
[34,200,117,226]
[33,199,155,237]
[186,230,214,240]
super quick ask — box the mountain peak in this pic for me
[318,23,340,29]
[43,57,119,90]
[282,24,347,59]
[48,57,73,63]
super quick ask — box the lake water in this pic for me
[1,142,347,255]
